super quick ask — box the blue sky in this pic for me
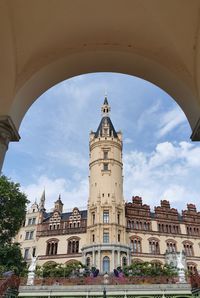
[3,73,200,212]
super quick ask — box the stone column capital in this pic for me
[0,115,20,148]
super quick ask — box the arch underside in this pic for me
[0,0,199,142]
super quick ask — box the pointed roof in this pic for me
[104,96,108,105]
[55,194,63,205]
[94,116,118,138]
[40,189,45,202]
[39,189,46,211]
[94,97,118,138]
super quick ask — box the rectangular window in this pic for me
[117,213,120,224]
[118,233,120,242]
[103,211,109,223]
[92,212,95,224]
[25,231,34,240]
[28,217,36,225]
[92,234,95,242]
[30,231,34,239]
[24,248,29,260]
[103,163,108,171]
[103,151,108,160]
[32,247,36,257]
[103,232,109,243]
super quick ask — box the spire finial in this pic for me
[101,95,110,117]
[39,188,46,211]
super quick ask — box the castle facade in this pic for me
[16,98,200,273]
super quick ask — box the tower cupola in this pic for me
[54,194,63,213]
[101,96,111,117]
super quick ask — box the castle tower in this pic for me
[82,97,130,273]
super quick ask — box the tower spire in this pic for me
[39,189,46,212]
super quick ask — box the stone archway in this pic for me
[0,1,200,169]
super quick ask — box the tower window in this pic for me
[92,212,95,224]
[103,232,109,243]
[117,213,120,224]
[103,151,108,159]
[92,234,95,242]
[103,163,108,171]
[103,210,109,223]
[118,233,120,242]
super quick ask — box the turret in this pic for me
[54,194,63,213]
[82,97,130,273]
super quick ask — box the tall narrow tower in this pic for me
[82,97,130,273]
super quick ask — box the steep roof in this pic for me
[94,116,118,138]
[42,209,87,222]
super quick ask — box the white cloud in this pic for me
[47,150,88,170]
[123,141,200,210]
[22,175,88,211]
[157,106,186,138]
[123,138,133,144]
[137,100,161,132]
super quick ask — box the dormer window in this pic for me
[104,128,108,136]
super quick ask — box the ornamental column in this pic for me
[117,250,120,267]
[0,116,20,171]
[112,249,115,270]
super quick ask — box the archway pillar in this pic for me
[0,116,20,171]
[191,118,200,141]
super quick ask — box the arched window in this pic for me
[166,239,177,253]
[151,260,162,268]
[183,241,194,256]
[130,236,142,253]
[46,239,59,255]
[148,237,160,254]
[67,237,80,254]
[131,258,143,264]
[103,256,110,273]
[187,262,197,273]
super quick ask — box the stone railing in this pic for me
[37,227,86,237]
[20,275,182,287]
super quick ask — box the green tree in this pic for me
[0,175,29,244]
[0,175,29,275]
[0,243,27,275]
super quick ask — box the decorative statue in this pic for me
[27,254,38,286]
[28,255,37,272]
[176,251,186,283]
